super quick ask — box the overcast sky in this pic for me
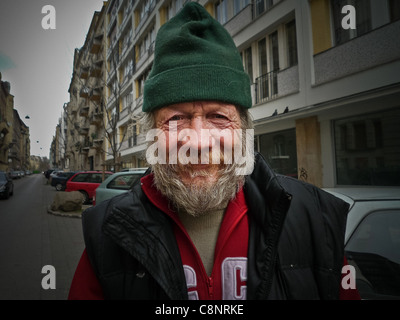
[0,0,105,158]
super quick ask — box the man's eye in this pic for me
[212,114,228,120]
[169,115,183,121]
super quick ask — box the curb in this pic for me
[46,205,92,219]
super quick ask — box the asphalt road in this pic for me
[0,174,85,300]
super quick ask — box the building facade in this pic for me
[64,5,107,172]
[0,74,30,172]
[60,0,400,187]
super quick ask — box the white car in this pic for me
[324,187,400,299]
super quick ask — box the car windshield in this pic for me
[345,209,400,299]
[0,173,7,181]
[107,174,141,190]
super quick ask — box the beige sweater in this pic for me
[178,208,225,276]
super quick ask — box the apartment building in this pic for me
[202,0,399,187]
[0,74,30,172]
[0,74,14,171]
[104,0,155,170]
[62,0,399,187]
[64,4,107,171]
[49,110,67,169]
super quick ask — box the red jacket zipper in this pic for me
[207,277,214,299]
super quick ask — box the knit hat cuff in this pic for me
[143,64,252,112]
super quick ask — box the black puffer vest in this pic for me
[83,153,349,299]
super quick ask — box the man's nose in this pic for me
[181,117,213,151]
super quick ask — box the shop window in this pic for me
[334,108,400,186]
[255,128,298,178]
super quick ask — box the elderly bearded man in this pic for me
[69,2,359,300]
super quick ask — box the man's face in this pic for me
[153,101,242,187]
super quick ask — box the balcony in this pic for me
[134,0,157,38]
[93,137,104,146]
[89,61,103,78]
[136,41,154,71]
[78,123,90,136]
[79,66,89,79]
[89,87,103,102]
[253,66,299,105]
[89,33,104,55]
[89,110,104,126]
[79,106,89,117]
[224,4,252,37]
[313,20,400,85]
[79,87,90,98]
[254,70,278,104]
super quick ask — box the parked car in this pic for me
[324,187,400,300]
[10,171,19,179]
[65,171,113,204]
[0,171,14,199]
[44,169,56,179]
[51,171,77,191]
[94,168,147,206]
[49,170,63,183]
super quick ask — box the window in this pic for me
[71,173,89,182]
[331,0,372,45]
[122,90,133,110]
[89,173,104,183]
[345,209,400,299]
[107,174,141,190]
[269,31,279,71]
[137,67,151,97]
[242,46,253,82]
[334,108,400,186]
[286,20,298,67]
[216,0,228,24]
[255,32,279,103]
[165,2,174,21]
[255,0,273,18]
[234,0,250,15]
[176,0,183,13]
[255,129,298,178]
[129,124,137,147]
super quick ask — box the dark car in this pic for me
[0,171,14,199]
[50,171,77,191]
[10,171,20,179]
[44,169,56,179]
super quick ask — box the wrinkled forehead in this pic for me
[154,101,241,121]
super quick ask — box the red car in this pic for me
[65,171,113,204]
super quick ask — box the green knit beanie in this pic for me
[142,2,252,112]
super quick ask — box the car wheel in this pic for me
[79,190,89,204]
[55,183,63,191]
[10,186,13,196]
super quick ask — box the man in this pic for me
[69,2,359,300]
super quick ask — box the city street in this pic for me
[0,174,85,300]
